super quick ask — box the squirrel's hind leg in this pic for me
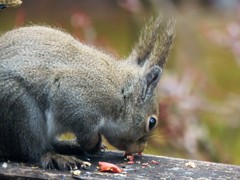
[52,139,87,155]
[52,132,104,156]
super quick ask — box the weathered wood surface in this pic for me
[0,151,240,179]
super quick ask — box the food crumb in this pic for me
[2,162,7,168]
[126,155,134,161]
[98,161,123,173]
[142,163,148,166]
[185,161,196,168]
[127,160,135,164]
[71,169,81,176]
[150,160,159,165]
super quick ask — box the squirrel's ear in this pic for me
[138,65,162,103]
[128,16,175,70]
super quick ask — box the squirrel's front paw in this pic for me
[83,133,103,154]
[40,152,91,170]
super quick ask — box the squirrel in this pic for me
[0,16,174,170]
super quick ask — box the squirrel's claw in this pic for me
[41,152,91,170]
[100,143,108,153]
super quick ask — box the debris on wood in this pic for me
[185,161,196,168]
[127,161,135,164]
[1,162,7,168]
[150,160,160,165]
[98,161,123,173]
[70,169,81,176]
[125,155,134,161]
[142,163,148,166]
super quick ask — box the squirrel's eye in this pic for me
[147,116,157,132]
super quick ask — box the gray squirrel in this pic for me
[0,16,174,170]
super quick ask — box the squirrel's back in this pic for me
[0,26,121,71]
[0,26,132,91]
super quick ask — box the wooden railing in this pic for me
[0,151,240,179]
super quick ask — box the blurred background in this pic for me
[1,0,240,165]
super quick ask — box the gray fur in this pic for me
[0,17,174,169]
